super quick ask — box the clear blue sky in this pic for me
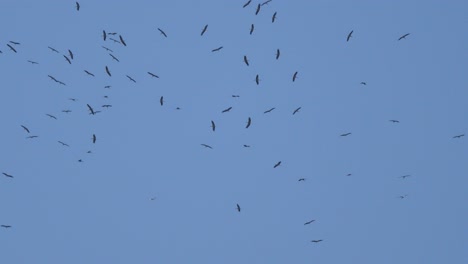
[1,1,467,263]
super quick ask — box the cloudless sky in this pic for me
[1,1,467,263]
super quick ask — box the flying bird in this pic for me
[101,46,113,52]
[104,85,111,89]
[160,96,164,106]
[273,161,281,168]
[148,72,159,78]
[102,105,112,108]
[126,75,136,83]
[75,2,80,11]
[311,240,323,243]
[1,225,12,228]
[292,71,298,82]
[261,0,272,5]
[63,55,72,64]
[6,44,17,53]
[242,0,252,8]
[62,110,72,113]
[21,125,30,133]
[27,60,39,64]
[399,175,411,179]
[246,117,252,128]
[48,46,59,53]
[236,204,241,212]
[250,24,255,35]
[276,49,280,60]
[92,134,96,144]
[298,178,306,181]
[105,66,111,76]
[264,107,275,114]
[255,74,260,85]
[243,145,251,148]
[304,220,315,225]
[68,49,74,59]
[272,12,277,23]
[255,3,261,15]
[46,114,57,120]
[222,107,232,113]
[109,37,121,44]
[102,30,107,41]
[398,195,408,199]
[201,144,213,149]
[87,104,95,115]
[453,134,465,138]
[232,95,240,98]
[58,141,69,147]
[389,120,400,123]
[26,135,39,139]
[398,33,410,41]
[212,46,223,52]
[243,55,249,66]
[9,41,20,45]
[211,120,216,131]
[200,24,208,36]
[347,30,353,41]
[84,70,95,77]
[2,173,13,178]
[292,107,301,115]
[107,32,117,35]
[340,133,352,136]
[119,35,126,46]
[360,82,367,85]
[158,28,167,38]
[109,53,119,62]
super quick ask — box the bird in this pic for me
[102,46,113,52]
[264,107,275,114]
[272,12,277,23]
[109,53,119,62]
[222,107,232,113]
[200,24,208,36]
[453,134,464,138]
[2,172,13,178]
[246,117,252,128]
[109,37,121,43]
[150,197,157,201]
[6,44,17,53]
[399,175,411,179]
[398,195,408,199]
[62,110,72,113]
[75,2,80,11]
[243,55,249,66]
[346,173,352,177]
[9,41,20,45]
[158,28,168,38]
[201,144,213,149]
[255,3,261,15]
[148,72,159,78]
[27,60,39,64]
[340,133,352,136]
[105,66,111,76]
[261,0,272,5]
[102,105,112,108]
[212,46,223,52]
[242,0,251,8]
[160,96,164,106]
[255,74,260,85]
[360,82,367,85]
[63,55,72,64]
[398,33,410,41]
[68,49,74,59]
[232,95,240,98]
[126,75,136,83]
[304,220,315,225]
[26,135,39,139]
[243,145,251,148]
[292,71,298,82]
[250,24,255,35]
[211,120,216,131]
[236,204,241,212]
[107,32,117,35]
[298,178,306,181]
[48,46,59,53]
[104,85,111,89]
[1,225,12,228]
[389,120,400,123]
[273,161,281,168]
[21,125,30,133]
[276,49,280,60]
[87,104,95,115]
[311,240,323,243]
[58,141,69,147]
[46,114,57,120]
[292,107,301,115]
[69,98,77,101]
[102,30,107,41]
[119,35,127,46]
[84,70,95,77]
[347,30,353,41]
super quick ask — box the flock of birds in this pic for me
[1,1,465,249]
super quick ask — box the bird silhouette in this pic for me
[105,66,111,76]
[292,71,298,82]
[211,120,216,131]
[255,4,261,15]
[48,46,59,53]
[255,74,260,85]
[119,35,127,46]
[264,107,275,114]
[2,173,14,178]
[109,53,120,62]
[399,175,411,179]
[58,141,69,147]
[222,107,232,113]
[1,225,12,228]
[75,2,80,11]
[243,0,251,8]
[158,28,168,38]
[398,33,410,41]
[27,60,39,64]
[7,44,17,53]
[389,120,400,123]
[340,133,352,136]
[212,46,223,52]
[246,117,252,128]
[201,144,213,149]
[102,30,107,41]
[160,96,164,106]
[311,240,323,243]
[21,125,30,133]
[68,49,74,59]
[236,204,241,212]
[347,30,353,41]
[87,104,95,115]
[272,12,277,23]
[273,161,281,168]
[243,55,249,66]
[92,134,96,144]
[292,107,301,115]
[250,24,255,35]
[63,55,72,64]
[126,75,136,83]
[298,178,306,181]
[304,220,315,225]
[46,114,57,120]
[276,49,280,60]
[148,72,159,78]
[84,70,95,77]
[201,24,208,36]
[453,134,464,138]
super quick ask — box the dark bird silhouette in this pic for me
[58,141,69,147]
[87,104,95,115]
[62,110,72,113]
[273,161,281,168]
[232,95,240,98]
[201,24,208,36]
[211,120,216,131]
[293,107,301,115]
[243,55,249,66]
[105,66,111,76]
[453,134,465,138]
[158,28,167,38]
[398,195,408,199]
[9,41,20,45]
[222,107,232,113]
[102,46,113,52]
[261,0,272,5]
[246,117,252,128]
[76,2,80,11]
[255,3,261,15]
[63,55,72,64]
[340,133,352,136]
[6,44,17,53]
[107,32,117,35]
[109,53,119,62]
[46,114,57,120]
[236,204,241,212]
[119,35,127,46]
[92,134,96,144]
[126,75,136,83]
[298,178,306,181]
[84,70,95,77]
[311,240,323,243]
[276,49,280,60]
[103,30,107,41]
[27,60,39,64]
[21,125,30,133]
[69,98,77,101]
[347,30,353,41]
[242,0,252,8]
[150,197,157,201]
[399,175,411,179]
[255,74,260,85]
[264,107,275,114]
[212,46,223,52]
[360,82,367,85]
[26,135,39,139]
[304,220,315,225]
[201,144,213,149]
[48,46,59,53]
[160,96,164,106]
[148,72,159,78]
[104,85,111,89]
[243,145,250,148]
[389,120,400,123]
[109,37,121,44]
[398,33,410,41]
[102,105,112,108]
[250,24,255,35]
[2,172,13,178]
[1,225,12,228]
[272,12,277,23]
[292,71,298,82]
[68,49,74,59]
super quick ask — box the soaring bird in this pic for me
[264,107,275,114]
[58,141,69,147]
[340,133,352,136]
[87,104,95,115]
[102,30,107,41]
[63,55,72,64]
[347,30,353,41]
[292,107,301,115]
[1,225,12,228]
[126,75,136,83]
[160,96,164,106]
[292,71,298,82]
[6,44,17,53]
[255,74,260,85]
[109,53,119,62]
[84,70,95,77]
[243,145,251,148]
[201,24,208,36]
[102,105,112,108]
[453,134,465,138]
[62,110,72,113]
[276,49,280,60]
[232,95,240,98]
[92,134,96,143]
[211,120,216,131]
[242,56,250,67]
[273,161,281,168]
[9,41,20,45]
[242,0,251,8]
[250,24,255,35]
[298,178,306,181]
[272,12,277,23]
[304,220,315,225]
[201,144,213,149]
[158,28,168,38]
[109,37,121,44]
[399,175,411,179]
[212,46,223,52]
[105,66,111,76]
[107,32,117,35]
[102,46,113,52]
[46,114,57,120]
[389,120,400,123]
[21,125,30,133]
[255,3,261,15]
[76,2,80,11]
[26,135,39,139]
[236,204,241,212]
[48,46,59,53]
[222,107,232,113]
[261,0,272,5]
[148,72,159,78]
[398,33,410,41]
[119,35,127,46]
[68,49,74,59]
[398,195,408,199]
[246,117,252,128]
[2,173,13,178]
[27,60,39,64]
[360,82,367,85]
[311,240,323,243]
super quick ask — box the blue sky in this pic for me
[1,1,467,263]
